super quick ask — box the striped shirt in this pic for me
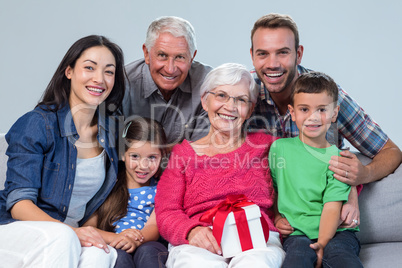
[248,65,388,158]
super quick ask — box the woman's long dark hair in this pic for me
[96,117,169,232]
[37,35,126,113]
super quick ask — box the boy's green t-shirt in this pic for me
[269,137,358,239]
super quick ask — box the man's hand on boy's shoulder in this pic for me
[328,150,367,186]
[330,139,402,185]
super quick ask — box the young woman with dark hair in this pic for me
[0,35,126,267]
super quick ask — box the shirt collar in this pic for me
[142,63,159,98]
[56,103,106,138]
[255,65,307,106]
[142,61,193,98]
[57,103,77,137]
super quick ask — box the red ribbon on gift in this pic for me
[200,194,270,252]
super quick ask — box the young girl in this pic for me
[85,117,169,267]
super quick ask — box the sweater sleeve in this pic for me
[268,140,279,191]
[155,144,205,245]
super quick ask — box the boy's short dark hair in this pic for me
[290,72,339,106]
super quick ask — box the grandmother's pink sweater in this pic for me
[155,132,279,246]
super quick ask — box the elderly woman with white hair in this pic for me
[155,63,285,267]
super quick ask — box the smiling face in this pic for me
[251,27,303,96]
[143,32,195,100]
[202,81,254,136]
[66,46,116,108]
[123,140,162,188]
[289,92,339,148]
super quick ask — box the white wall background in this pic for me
[1,0,401,147]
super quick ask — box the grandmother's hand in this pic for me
[187,226,222,255]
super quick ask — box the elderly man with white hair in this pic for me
[123,16,212,145]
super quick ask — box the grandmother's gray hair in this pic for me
[200,63,259,103]
[144,16,197,56]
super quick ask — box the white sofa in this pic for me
[0,133,401,267]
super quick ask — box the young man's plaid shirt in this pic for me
[248,65,388,158]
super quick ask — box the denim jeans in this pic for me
[282,231,363,268]
[114,241,168,268]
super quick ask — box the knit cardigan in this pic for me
[155,132,278,246]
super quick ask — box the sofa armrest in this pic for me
[0,133,7,190]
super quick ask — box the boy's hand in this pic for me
[310,242,324,268]
[274,216,294,237]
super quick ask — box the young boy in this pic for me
[269,72,362,267]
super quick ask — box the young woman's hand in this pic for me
[109,229,143,253]
[187,226,222,255]
[73,226,110,253]
[274,216,294,237]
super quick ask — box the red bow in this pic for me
[200,194,269,252]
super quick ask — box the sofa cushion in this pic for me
[356,153,402,244]
[360,242,402,268]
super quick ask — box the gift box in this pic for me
[220,204,267,258]
[200,194,269,258]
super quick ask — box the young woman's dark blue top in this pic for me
[0,103,119,225]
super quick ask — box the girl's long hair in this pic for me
[96,117,168,232]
